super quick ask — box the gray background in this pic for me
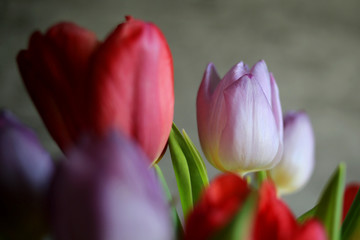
[1,0,360,217]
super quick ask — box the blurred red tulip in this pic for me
[342,183,360,222]
[254,181,326,240]
[17,16,174,162]
[184,175,327,240]
[184,174,250,240]
[253,181,297,240]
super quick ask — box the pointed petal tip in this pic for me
[125,15,134,21]
[199,62,221,97]
[205,62,216,71]
[251,59,268,71]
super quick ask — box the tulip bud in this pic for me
[0,110,54,239]
[17,16,174,163]
[17,22,99,152]
[51,132,173,240]
[197,60,283,173]
[270,111,315,194]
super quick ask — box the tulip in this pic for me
[253,181,326,240]
[51,132,173,240]
[184,173,251,239]
[0,110,54,239]
[197,60,283,172]
[17,16,174,163]
[185,174,326,240]
[270,111,315,194]
[342,183,360,222]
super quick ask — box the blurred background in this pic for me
[1,0,360,216]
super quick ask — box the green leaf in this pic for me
[154,165,184,239]
[341,187,360,240]
[297,205,318,223]
[169,123,209,208]
[211,192,258,240]
[168,127,193,217]
[313,163,346,240]
[182,129,209,187]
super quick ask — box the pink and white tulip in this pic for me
[270,111,315,194]
[197,60,283,172]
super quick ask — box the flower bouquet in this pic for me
[1,16,359,240]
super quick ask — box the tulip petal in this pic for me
[52,132,173,240]
[90,17,174,161]
[0,110,54,239]
[270,112,314,194]
[222,61,249,87]
[270,73,283,139]
[197,63,221,158]
[17,23,99,151]
[184,174,250,240]
[254,181,297,240]
[342,183,360,222]
[199,63,221,99]
[218,75,280,172]
[0,110,54,195]
[250,60,271,104]
[294,220,327,240]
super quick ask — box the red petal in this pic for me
[89,17,174,162]
[253,181,297,240]
[17,23,98,151]
[342,183,360,222]
[293,219,327,240]
[185,174,250,240]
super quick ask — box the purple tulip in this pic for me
[0,110,54,239]
[197,60,283,173]
[270,111,315,194]
[51,132,173,240]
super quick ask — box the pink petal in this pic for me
[218,75,280,172]
[250,60,271,104]
[270,73,283,139]
[197,63,221,161]
[222,61,249,88]
[199,63,221,99]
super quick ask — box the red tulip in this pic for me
[342,183,360,222]
[184,175,327,240]
[253,181,326,240]
[17,16,174,162]
[253,181,297,240]
[184,174,251,240]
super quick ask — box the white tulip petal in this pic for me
[222,61,249,87]
[218,75,280,172]
[270,73,283,139]
[250,60,271,104]
[270,112,315,194]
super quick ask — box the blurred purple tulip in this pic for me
[270,111,315,194]
[51,132,173,240]
[197,60,283,173]
[0,110,54,239]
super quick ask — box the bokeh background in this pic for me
[1,0,360,216]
